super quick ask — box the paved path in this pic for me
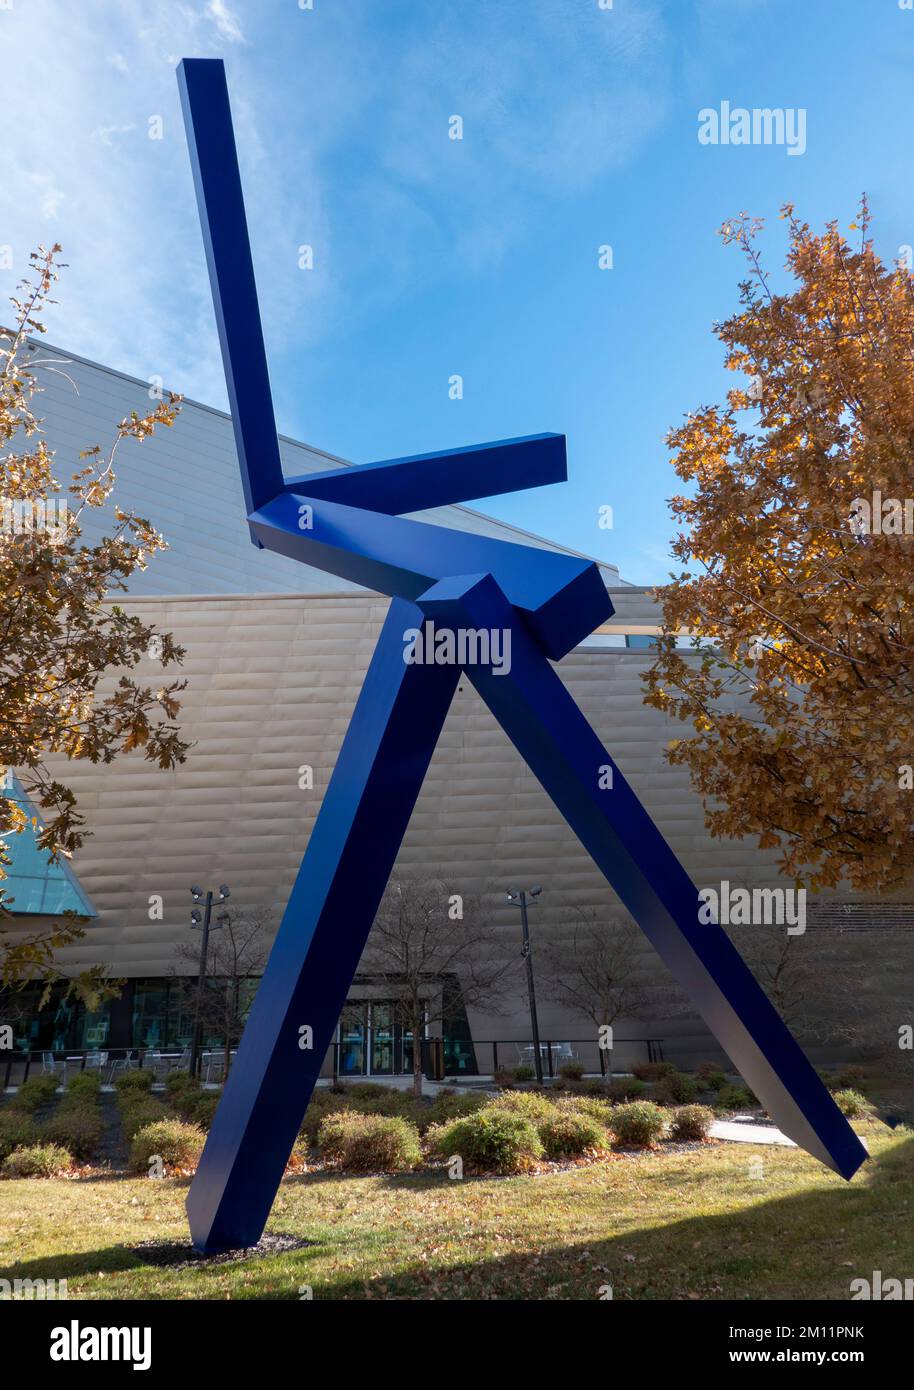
[711,1117,796,1147]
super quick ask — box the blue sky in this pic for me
[3,0,914,582]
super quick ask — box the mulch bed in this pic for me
[128,1232,312,1270]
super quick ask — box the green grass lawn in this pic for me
[0,1122,910,1300]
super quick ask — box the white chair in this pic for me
[204,1049,226,1084]
[146,1050,171,1081]
[41,1051,66,1084]
[106,1050,138,1085]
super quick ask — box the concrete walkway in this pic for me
[710,1116,796,1147]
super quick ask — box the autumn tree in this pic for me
[359,875,512,1097]
[0,246,189,1005]
[645,201,914,893]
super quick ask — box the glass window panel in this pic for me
[339,1004,366,1076]
[1,776,95,917]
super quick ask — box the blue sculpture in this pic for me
[177,58,865,1253]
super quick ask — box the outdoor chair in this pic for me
[106,1050,139,1085]
[41,1051,66,1083]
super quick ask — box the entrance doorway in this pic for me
[337,1001,422,1078]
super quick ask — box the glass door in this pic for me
[338,1004,367,1076]
[369,1002,394,1075]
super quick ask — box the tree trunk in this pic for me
[413,1014,424,1099]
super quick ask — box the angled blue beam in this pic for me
[250,490,612,661]
[284,433,568,515]
[417,572,866,1181]
[177,56,866,1256]
[187,598,460,1251]
[177,58,284,518]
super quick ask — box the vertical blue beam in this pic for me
[417,573,867,1181]
[187,598,460,1251]
[177,58,284,518]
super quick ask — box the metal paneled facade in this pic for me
[10,344,803,1064]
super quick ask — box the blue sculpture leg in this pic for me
[418,573,867,1181]
[186,598,460,1251]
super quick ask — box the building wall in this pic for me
[11,344,901,1073]
[6,583,807,1067]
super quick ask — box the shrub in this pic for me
[1,1143,71,1178]
[66,1072,102,1099]
[494,1065,536,1086]
[833,1088,870,1118]
[609,1101,666,1149]
[42,1107,103,1162]
[114,1068,154,1095]
[340,1082,394,1101]
[9,1075,60,1111]
[669,1104,715,1141]
[317,1111,421,1172]
[554,1094,614,1128]
[631,1061,675,1082]
[0,1112,36,1161]
[567,1078,612,1098]
[286,1136,310,1173]
[827,1066,868,1093]
[129,1119,205,1174]
[168,1081,218,1127]
[653,1071,699,1106]
[432,1109,543,1173]
[716,1084,755,1111]
[538,1110,607,1160]
[299,1090,352,1142]
[118,1096,168,1141]
[425,1090,487,1128]
[356,1092,426,1124]
[696,1062,729,1090]
[183,1093,221,1129]
[164,1070,197,1096]
[484,1089,556,1122]
[604,1077,647,1102]
[557,1060,586,1082]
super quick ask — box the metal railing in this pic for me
[0,1048,192,1089]
[453,1037,665,1079]
[3,1034,667,1091]
[329,1035,665,1083]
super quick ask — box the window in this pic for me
[0,775,96,917]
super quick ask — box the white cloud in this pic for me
[206,0,246,46]
[0,0,672,415]
[0,0,286,407]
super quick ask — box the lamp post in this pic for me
[506,886,543,1084]
[188,884,230,1080]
